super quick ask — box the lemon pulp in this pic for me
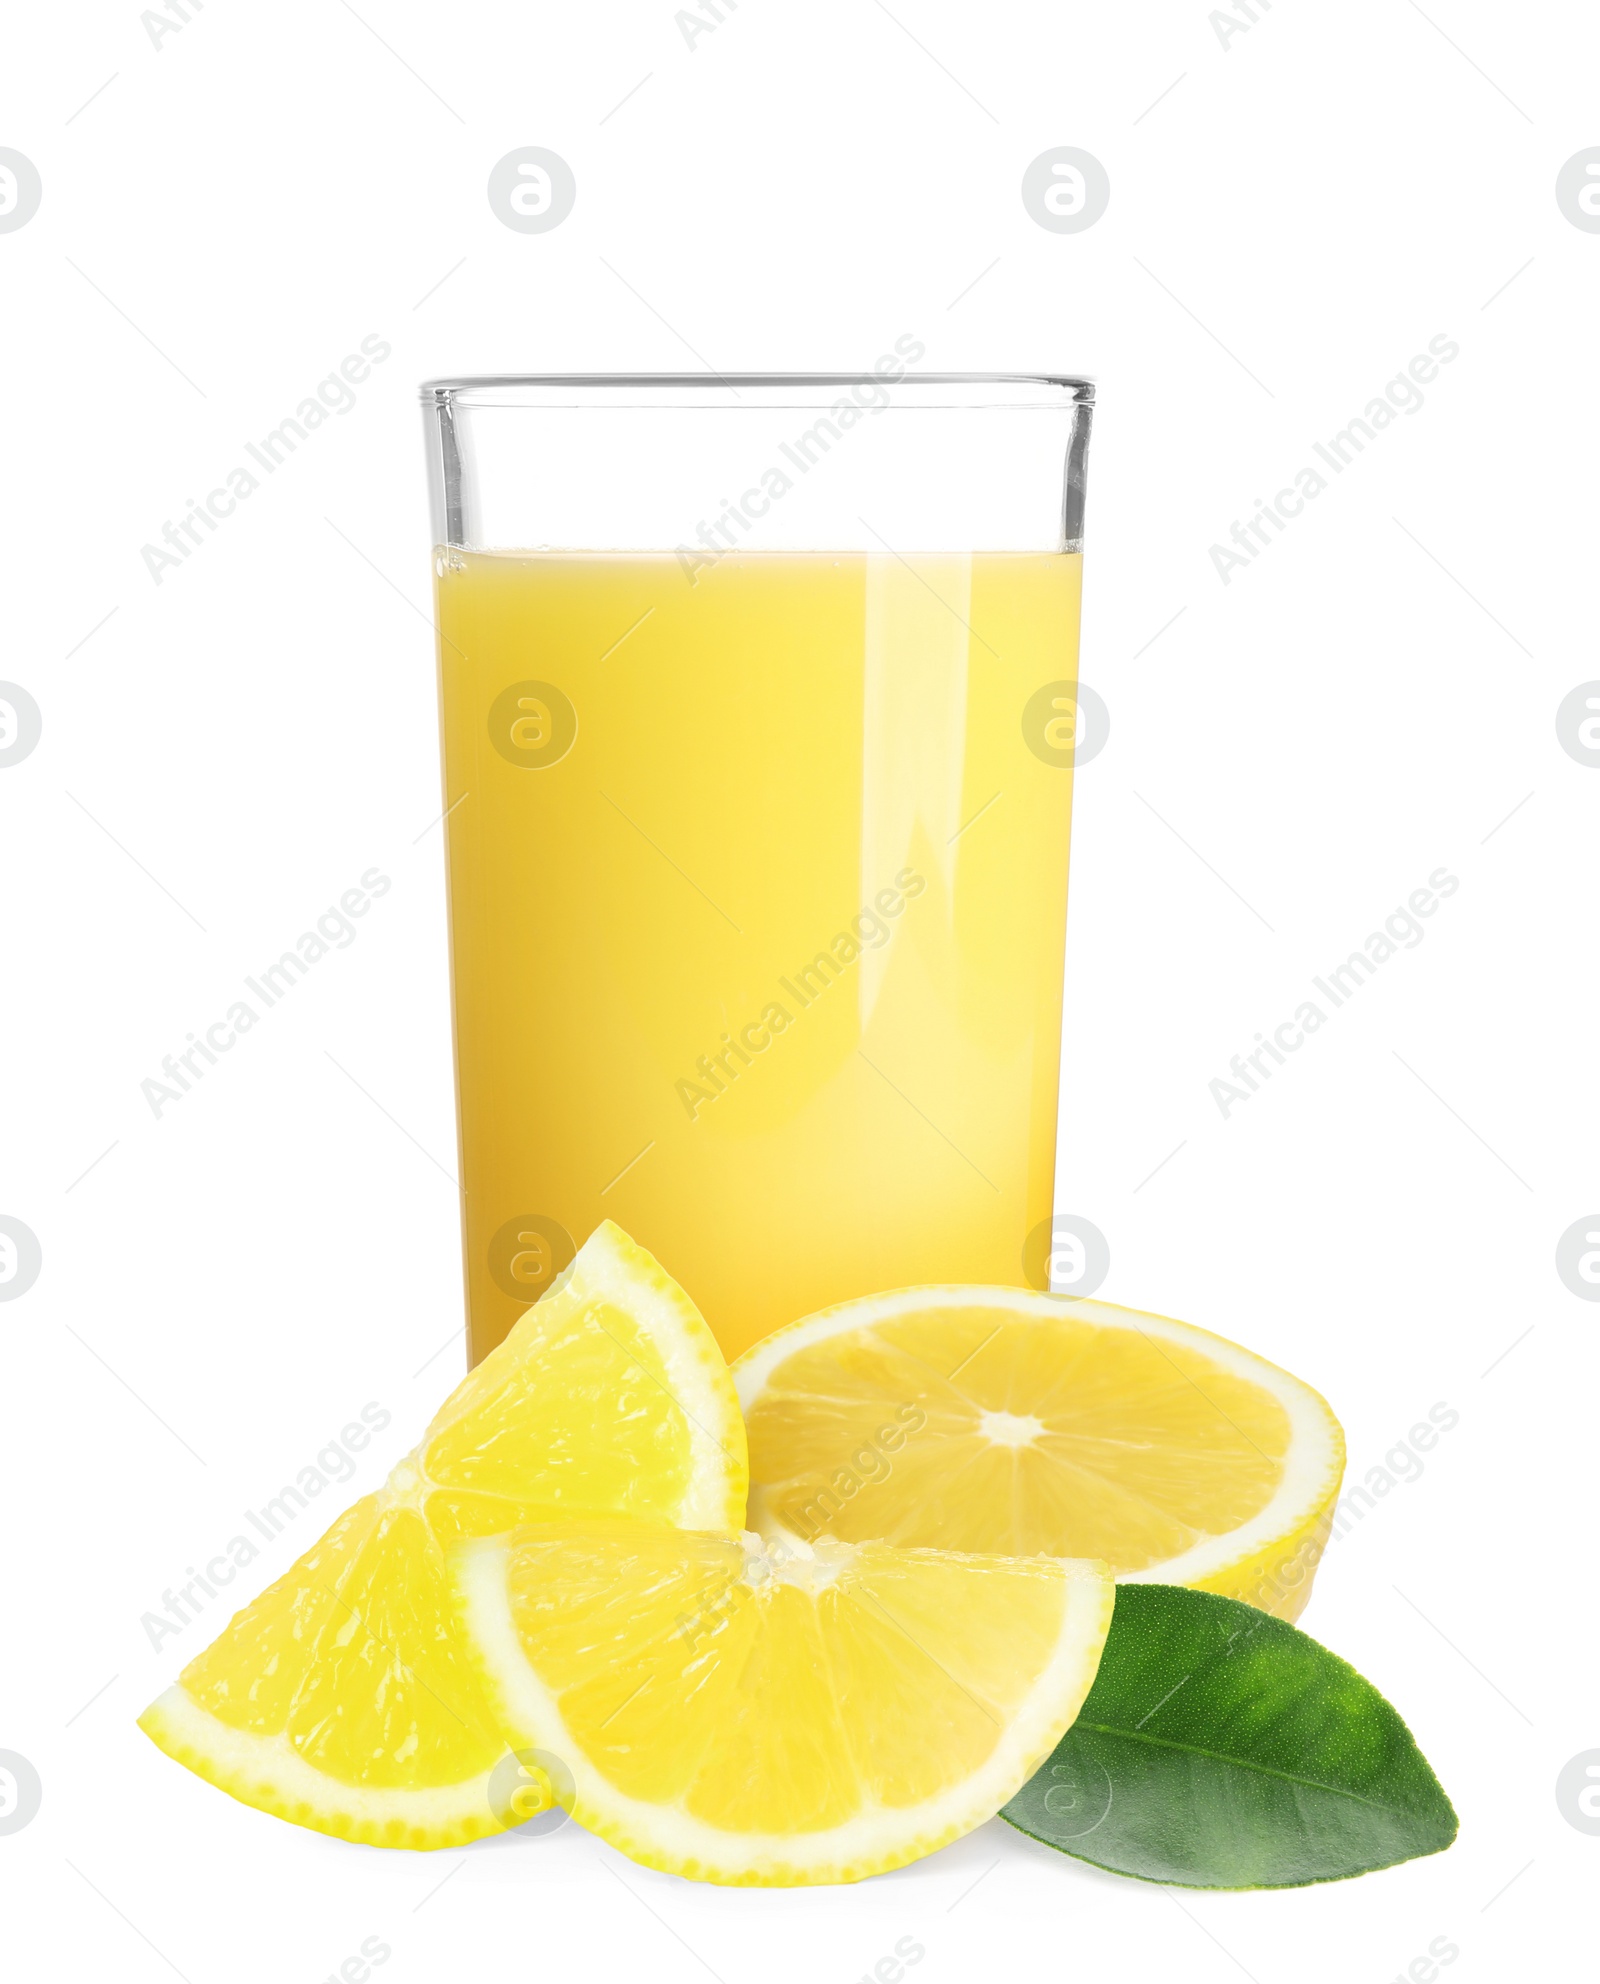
[139,1222,748,1847]
[736,1287,1344,1620]
[454,1517,1114,1885]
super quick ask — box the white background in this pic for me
[2,1,1596,1977]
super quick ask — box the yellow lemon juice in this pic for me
[434,548,1083,1361]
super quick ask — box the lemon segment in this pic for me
[453,1517,1114,1885]
[735,1287,1344,1621]
[139,1494,511,1848]
[139,1222,748,1848]
[417,1218,746,1539]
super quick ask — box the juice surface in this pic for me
[435,549,1081,1362]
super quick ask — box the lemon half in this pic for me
[734,1286,1344,1620]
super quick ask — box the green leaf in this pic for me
[1003,1583,1457,1888]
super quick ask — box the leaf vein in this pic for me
[1073,1723,1417,1816]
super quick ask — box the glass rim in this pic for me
[420,372,1095,408]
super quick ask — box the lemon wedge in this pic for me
[453,1517,1113,1884]
[138,1222,747,1848]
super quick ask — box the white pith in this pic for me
[453,1532,1114,1885]
[139,1687,504,1844]
[981,1410,1045,1447]
[733,1284,1344,1587]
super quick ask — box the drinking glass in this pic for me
[421,370,1093,1363]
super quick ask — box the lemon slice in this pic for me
[139,1222,747,1849]
[452,1517,1113,1885]
[734,1287,1344,1621]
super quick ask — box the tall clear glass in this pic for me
[421,371,1094,1364]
